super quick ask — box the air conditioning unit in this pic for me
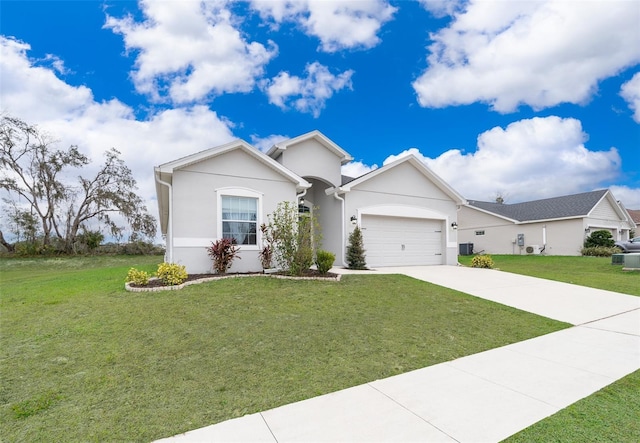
[623,253,640,270]
[526,245,541,255]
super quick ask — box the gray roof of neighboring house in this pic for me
[467,189,609,222]
[341,175,356,185]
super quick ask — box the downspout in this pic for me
[541,224,547,254]
[331,189,347,267]
[296,188,308,204]
[155,170,173,263]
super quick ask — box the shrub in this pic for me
[13,241,45,257]
[262,201,321,276]
[77,230,104,251]
[346,226,367,270]
[315,250,335,275]
[126,268,150,286]
[259,244,274,270]
[122,241,163,255]
[471,254,494,269]
[206,238,241,274]
[156,262,188,286]
[290,216,314,276]
[581,246,618,257]
[96,242,165,256]
[584,230,615,248]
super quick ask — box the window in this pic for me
[475,230,485,236]
[221,196,257,245]
[298,203,311,215]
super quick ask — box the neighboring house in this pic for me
[628,209,640,230]
[155,130,466,273]
[458,189,637,256]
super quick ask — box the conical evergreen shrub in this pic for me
[346,226,367,270]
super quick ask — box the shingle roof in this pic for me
[628,209,640,224]
[341,174,356,185]
[467,189,609,222]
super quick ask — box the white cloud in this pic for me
[620,72,640,123]
[417,0,464,18]
[263,62,353,117]
[341,160,378,179]
[105,0,277,103]
[610,185,640,210]
[250,133,288,152]
[0,36,235,237]
[413,0,640,112]
[250,0,396,52]
[0,36,95,122]
[383,116,632,204]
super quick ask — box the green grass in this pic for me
[0,256,568,442]
[458,254,639,296]
[504,369,640,443]
[457,254,639,442]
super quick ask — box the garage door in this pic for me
[360,215,443,267]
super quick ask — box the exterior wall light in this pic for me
[350,215,357,225]
[451,222,458,230]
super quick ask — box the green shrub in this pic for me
[156,262,188,286]
[262,201,321,276]
[77,230,104,251]
[13,241,45,257]
[206,238,241,274]
[315,249,336,275]
[471,254,495,269]
[584,230,615,248]
[96,242,165,256]
[290,216,314,276]
[346,226,367,270]
[581,246,619,257]
[125,268,150,286]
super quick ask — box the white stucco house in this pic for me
[155,130,467,273]
[457,189,636,256]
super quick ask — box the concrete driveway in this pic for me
[156,266,640,443]
[341,265,640,327]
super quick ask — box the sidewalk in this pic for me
[156,266,640,443]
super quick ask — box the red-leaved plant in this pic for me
[206,238,241,274]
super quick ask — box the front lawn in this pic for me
[458,254,639,296]
[0,256,568,442]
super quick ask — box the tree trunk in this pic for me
[0,230,15,252]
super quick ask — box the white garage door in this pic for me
[360,215,443,267]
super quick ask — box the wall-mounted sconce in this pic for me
[350,215,357,225]
[451,222,458,230]
[585,227,590,233]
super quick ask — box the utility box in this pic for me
[459,243,474,255]
[611,254,625,265]
[623,253,640,270]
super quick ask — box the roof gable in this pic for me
[339,154,466,205]
[467,189,613,222]
[266,130,353,165]
[155,139,310,189]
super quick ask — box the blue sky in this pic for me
[1,0,639,215]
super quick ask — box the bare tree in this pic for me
[494,191,509,204]
[0,115,156,252]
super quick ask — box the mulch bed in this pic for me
[128,269,340,290]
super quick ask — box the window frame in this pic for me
[216,188,262,250]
